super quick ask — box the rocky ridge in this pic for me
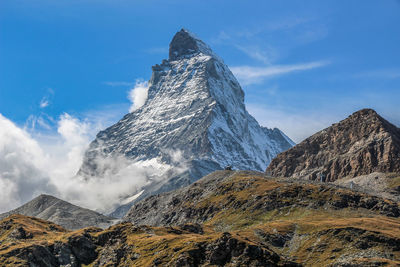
[266,109,400,181]
[0,215,296,267]
[0,194,115,230]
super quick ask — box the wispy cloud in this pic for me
[104,81,135,87]
[39,88,54,109]
[354,69,400,80]
[231,61,329,85]
[40,98,50,108]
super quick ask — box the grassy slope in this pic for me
[175,172,400,266]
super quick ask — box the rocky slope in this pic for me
[0,215,296,266]
[266,109,400,181]
[78,29,294,217]
[333,172,400,202]
[0,194,114,230]
[124,171,400,226]
[122,171,400,266]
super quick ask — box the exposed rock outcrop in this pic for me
[266,109,400,181]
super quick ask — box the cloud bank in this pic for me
[0,114,57,212]
[0,111,185,214]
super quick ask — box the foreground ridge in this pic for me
[1,171,399,266]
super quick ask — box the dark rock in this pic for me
[9,227,32,240]
[180,223,204,234]
[68,234,97,264]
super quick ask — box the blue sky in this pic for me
[1,0,400,142]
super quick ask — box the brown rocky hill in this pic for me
[266,109,400,181]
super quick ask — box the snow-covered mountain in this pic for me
[78,29,294,217]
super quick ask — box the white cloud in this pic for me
[40,98,50,108]
[0,110,187,214]
[39,88,54,109]
[0,114,57,212]
[230,61,329,85]
[128,80,149,112]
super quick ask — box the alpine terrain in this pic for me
[1,88,400,266]
[0,194,115,230]
[78,29,294,216]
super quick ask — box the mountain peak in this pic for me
[353,108,377,115]
[36,194,58,200]
[79,29,294,217]
[339,108,398,134]
[0,194,114,230]
[348,108,380,121]
[267,109,400,181]
[169,28,214,60]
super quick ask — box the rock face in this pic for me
[78,29,294,216]
[266,109,400,181]
[0,194,114,230]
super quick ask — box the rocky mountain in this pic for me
[266,108,400,181]
[78,29,294,217]
[0,194,115,230]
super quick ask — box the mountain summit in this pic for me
[169,29,217,60]
[0,194,114,230]
[78,29,294,216]
[267,108,400,181]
